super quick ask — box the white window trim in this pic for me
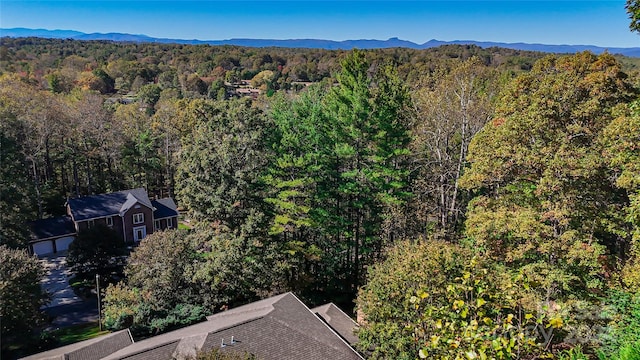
[106,216,113,227]
[87,219,95,228]
[154,220,160,230]
[167,218,173,229]
[133,213,144,224]
[133,226,146,242]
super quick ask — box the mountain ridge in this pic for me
[2,27,639,57]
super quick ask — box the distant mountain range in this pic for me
[2,27,640,57]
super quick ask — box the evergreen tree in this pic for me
[176,98,270,235]
[321,50,412,296]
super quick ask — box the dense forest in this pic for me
[1,36,640,359]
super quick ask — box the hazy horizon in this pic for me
[1,1,638,48]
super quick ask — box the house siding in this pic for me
[155,217,178,231]
[68,204,158,243]
[111,216,125,242]
[74,216,126,242]
[122,204,154,243]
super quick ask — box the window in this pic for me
[154,220,160,230]
[87,219,95,228]
[167,218,173,229]
[106,216,113,227]
[133,213,144,224]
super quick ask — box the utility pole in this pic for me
[96,274,102,331]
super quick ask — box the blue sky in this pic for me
[1,1,638,47]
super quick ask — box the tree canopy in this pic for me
[67,224,126,278]
[357,239,543,359]
[0,245,48,352]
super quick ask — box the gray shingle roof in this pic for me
[203,294,363,360]
[67,188,152,221]
[104,293,363,360]
[312,303,360,345]
[114,340,179,360]
[29,216,76,241]
[152,198,178,220]
[24,294,362,360]
[19,329,133,360]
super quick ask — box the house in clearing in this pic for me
[29,188,178,257]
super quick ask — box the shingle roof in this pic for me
[113,340,179,360]
[203,294,363,360]
[29,216,76,241]
[20,329,133,360]
[67,188,152,221]
[312,303,360,345]
[103,293,363,360]
[25,294,362,360]
[152,198,178,220]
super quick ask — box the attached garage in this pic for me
[32,240,55,256]
[29,216,77,257]
[55,236,75,252]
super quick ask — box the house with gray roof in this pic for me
[29,188,178,257]
[22,293,363,360]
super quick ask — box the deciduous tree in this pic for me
[356,239,543,360]
[601,100,640,289]
[103,230,208,336]
[0,117,36,247]
[410,58,498,239]
[460,52,635,343]
[67,224,125,278]
[0,245,48,348]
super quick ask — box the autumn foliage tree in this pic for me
[409,57,499,239]
[356,239,544,360]
[460,52,636,348]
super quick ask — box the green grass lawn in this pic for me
[3,323,110,359]
[51,322,109,346]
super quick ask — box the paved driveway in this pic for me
[40,253,100,328]
[45,299,99,328]
[39,252,82,308]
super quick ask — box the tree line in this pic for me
[1,37,545,94]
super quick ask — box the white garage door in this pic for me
[32,241,54,256]
[55,236,75,252]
